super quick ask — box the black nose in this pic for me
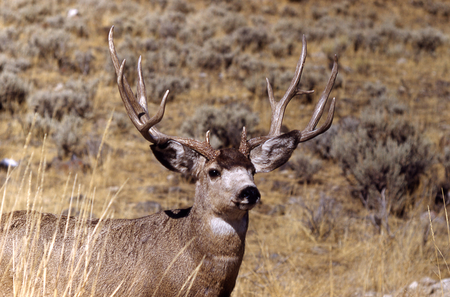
[239,186,261,204]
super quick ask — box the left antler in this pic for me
[109,26,219,160]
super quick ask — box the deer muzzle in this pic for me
[233,186,260,210]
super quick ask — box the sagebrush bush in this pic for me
[158,12,186,39]
[243,75,266,96]
[29,89,90,120]
[64,16,89,38]
[179,103,259,149]
[269,41,289,58]
[194,48,223,70]
[75,50,93,75]
[288,153,323,184]
[204,36,233,54]
[0,71,28,113]
[54,114,84,159]
[18,4,51,24]
[23,113,54,140]
[233,26,270,51]
[0,55,31,74]
[221,12,247,34]
[273,19,303,42]
[411,27,445,53]
[331,97,434,216]
[167,0,194,14]
[440,146,450,180]
[232,54,266,74]
[112,111,132,134]
[0,27,19,54]
[27,27,70,62]
[147,75,190,102]
[363,81,386,98]
[299,194,340,240]
[306,116,359,160]
[28,79,96,120]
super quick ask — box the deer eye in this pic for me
[208,169,221,178]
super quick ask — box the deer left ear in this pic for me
[249,131,301,173]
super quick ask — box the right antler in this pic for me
[241,35,338,156]
[108,26,219,160]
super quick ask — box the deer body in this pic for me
[0,149,255,296]
[0,27,338,296]
[0,210,243,296]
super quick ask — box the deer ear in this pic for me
[249,131,300,173]
[151,141,205,178]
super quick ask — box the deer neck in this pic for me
[188,183,248,259]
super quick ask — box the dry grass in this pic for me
[1,0,450,296]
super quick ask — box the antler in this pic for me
[108,26,219,160]
[240,35,338,155]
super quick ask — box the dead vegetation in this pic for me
[1,0,450,296]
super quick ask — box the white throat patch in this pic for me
[209,217,246,236]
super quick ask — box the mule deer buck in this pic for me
[0,26,338,296]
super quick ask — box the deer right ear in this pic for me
[249,131,300,173]
[151,141,205,177]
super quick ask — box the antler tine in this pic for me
[299,55,338,142]
[109,26,219,160]
[110,26,168,144]
[267,35,314,137]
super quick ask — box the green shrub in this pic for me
[331,97,434,216]
[179,103,259,149]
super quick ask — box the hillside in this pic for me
[1,0,450,295]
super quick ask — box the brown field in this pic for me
[1,0,450,296]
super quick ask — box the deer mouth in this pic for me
[232,200,258,210]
